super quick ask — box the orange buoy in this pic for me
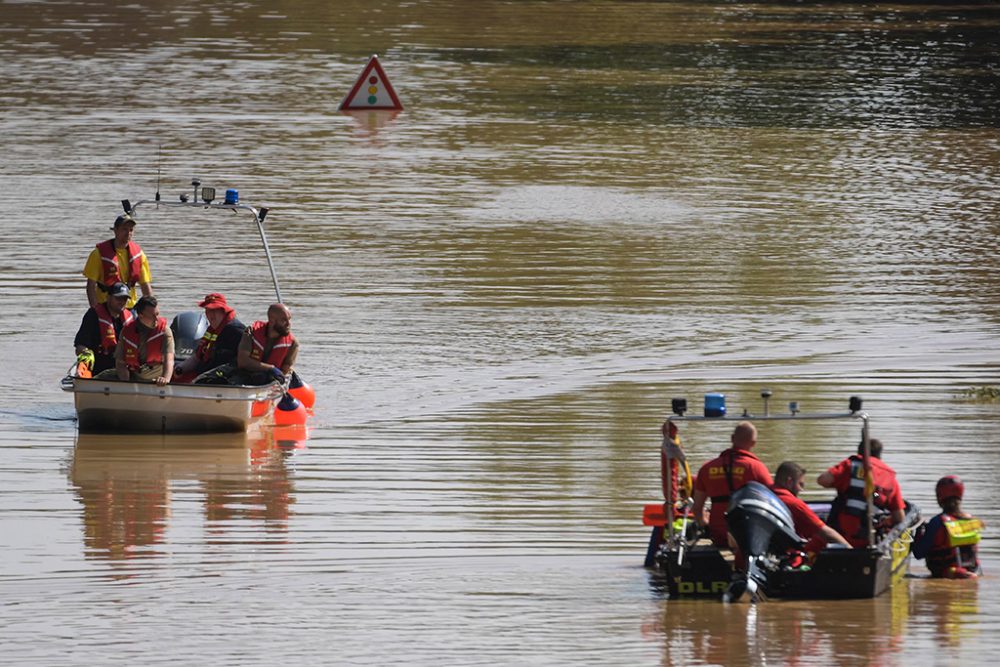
[288,372,316,409]
[274,393,308,425]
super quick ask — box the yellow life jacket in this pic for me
[944,516,983,547]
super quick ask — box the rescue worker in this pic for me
[911,475,984,578]
[772,461,851,555]
[114,295,174,386]
[233,303,298,386]
[82,213,153,309]
[661,420,693,506]
[817,437,905,548]
[691,421,773,547]
[73,282,134,375]
[173,293,245,383]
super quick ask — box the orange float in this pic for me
[288,372,316,409]
[274,394,308,425]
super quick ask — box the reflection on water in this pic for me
[645,584,911,666]
[69,430,303,563]
[908,576,983,651]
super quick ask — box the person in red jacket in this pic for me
[691,421,773,547]
[817,437,905,547]
[911,475,984,578]
[772,461,851,555]
[234,303,299,385]
[114,295,174,385]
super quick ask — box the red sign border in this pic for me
[339,55,404,111]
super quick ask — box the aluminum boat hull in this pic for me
[67,377,280,433]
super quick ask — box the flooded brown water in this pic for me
[1,0,999,664]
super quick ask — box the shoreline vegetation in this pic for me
[959,386,1000,402]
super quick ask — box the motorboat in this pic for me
[64,376,283,433]
[62,181,292,434]
[642,394,921,601]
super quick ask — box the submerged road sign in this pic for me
[339,54,404,111]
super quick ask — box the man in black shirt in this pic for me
[73,282,132,375]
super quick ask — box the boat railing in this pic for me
[666,410,868,423]
[62,366,286,401]
[660,394,877,546]
[130,194,282,304]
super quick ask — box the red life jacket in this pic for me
[97,239,144,287]
[94,303,134,354]
[196,311,236,363]
[122,317,167,370]
[827,455,899,543]
[249,320,295,367]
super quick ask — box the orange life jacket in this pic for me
[97,239,144,287]
[121,317,167,370]
[94,303,134,354]
[249,320,295,367]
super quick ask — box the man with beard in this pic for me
[233,302,298,385]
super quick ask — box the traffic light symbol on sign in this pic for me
[339,55,404,111]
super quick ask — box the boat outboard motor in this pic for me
[723,481,803,603]
[170,310,209,362]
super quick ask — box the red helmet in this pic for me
[936,475,964,504]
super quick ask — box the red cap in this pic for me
[936,475,964,504]
[198,293,232,311]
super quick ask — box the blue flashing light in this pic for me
[704,393,726,418]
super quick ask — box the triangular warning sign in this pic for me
[339,55,404,111]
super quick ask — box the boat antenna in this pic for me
[155,143,161,202]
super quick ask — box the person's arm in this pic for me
[159,350,174,385]
[279,340,299,375]
[115,339,129,380]
[819,524,851,547]
[237,329,281,375]
[139,254,152,297]
[86,280,99,308]
[237,329,262,371]
[817,470,836,488]
[691,488,709,528]
[889,482,906,526]
[74,309,97,354]
[911,516,941,559]
[157,328,175,385]
[83,249,103,308]
[175,355,195,375]
[755,461,774,487]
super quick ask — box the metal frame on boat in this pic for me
[62,181,288,434]
[643,394,921,601]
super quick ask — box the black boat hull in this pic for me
[651,502,919,599]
